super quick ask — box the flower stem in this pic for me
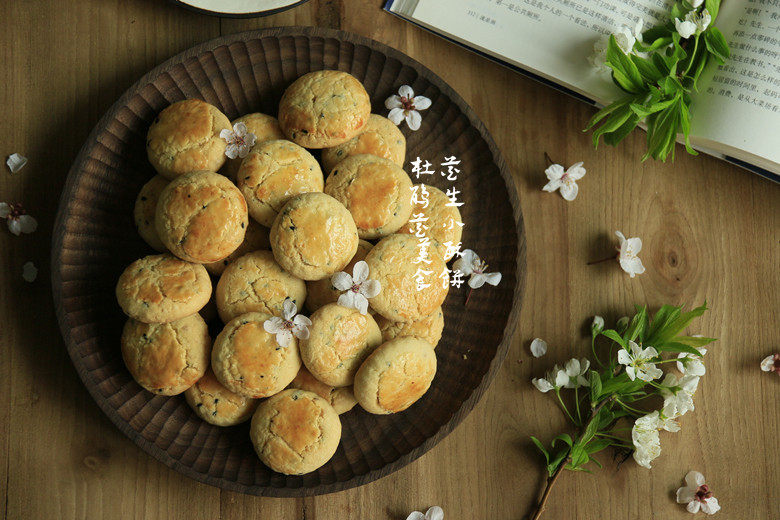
[528,396,615,520]
[587,255,617,265]
[543,151,555,166]
[465,287,474,305]
[555,390,577,425]
[683,35,700,77]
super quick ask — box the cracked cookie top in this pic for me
[146,99,231,180]
[116,254,212,323]
[270,192,359,281]
[121,313,211,396]
[250,389,342,475]
[222,113,285,181]
[278,70,371,149]
[321,114,406,172]
[353,336,437,415]
[155,170,249,264]
[376,306,444,349]
[287,366,358,415]
[184,367,259,426]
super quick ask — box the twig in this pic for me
[543,151,555,166]
[587,255,616,265]
[528,396,615,520]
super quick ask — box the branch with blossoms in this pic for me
[586,0,730,161]
[527,303,716,520]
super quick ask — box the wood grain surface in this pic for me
[0,1,777,519]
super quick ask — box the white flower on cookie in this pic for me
[385,85,431,131]
[0,202,37,236]
[331,260,381,315]
[263,298,311,348]
[406,506,444,520]
[453,249,501,289]
[220,122,257,159]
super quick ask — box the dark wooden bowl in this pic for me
[51,27,526,496]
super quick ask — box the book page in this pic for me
[389,0,673,103]
[690,0,780,165]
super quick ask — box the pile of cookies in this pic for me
[116,70,463,475]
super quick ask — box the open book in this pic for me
[385,0,780,182]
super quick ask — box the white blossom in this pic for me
[22,261,37,282]
[530,338,547,358]
[760,353,780,375]
[452,249,501,289]
[542,162,586,201]
[532,364,568,393]
[631,411,662,468]
[661,372,700,418]
[331,260,381,315]
[386,85,431,131]
[563,358,590,389]
[676,471,721,515]
[6,153,27,173]
[406,506,444,520]
[617,341,662,381]
[263,298,311,348]
[616,231,645,277]
[676,9,711,39]
[677,347,707,376]
[689,0,704,7]
[589,20,644,72]
[592,315,605,334]
[220,122,257,159]
[0,202,37,236]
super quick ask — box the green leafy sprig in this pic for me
[527,303,716,520]
[586,0,730,161]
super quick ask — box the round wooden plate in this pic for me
[52,27,526,496]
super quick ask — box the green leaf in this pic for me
[705,27,730,64]
[678,98,697,155]
[606,36,645,93]
[569,444,589,468]
[600,329,627,348]
[657,341,707,358]
[649,302,709,345]
[531,436,550,464]
[548,449,569,476]
[552,433,573,448]
[676,335,717,348]
[624,306,648,342]
[591,104,634,148]
[585,98,630,131]
[644,102,681,161]
[589,371,602,402]
[647,305,681,340]
[705,0,720,20]
[629,97,678,118]
[630,54,664,83]
[652,54,671,77]
[604,113,640,146]
[584,437,613,455]
[636,36,674,53]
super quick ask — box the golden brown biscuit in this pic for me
[237,140,324,227]
[215,250,306,323]
[353,336,437,414]
[278,70,371,148]
[270,192,359,281]
[287,367,358,414]
[250,389,341,475]
[398,184,463,262]
[222,113,285,181]
[203,220,270,276]
[184,368,259,426]
[121,314,211,395]
[364,234,449,322]
[324,155,413,239]
[321,114,406,172]
[155,170,248,264]
[146,99,231,180]
[211,312,301,398]
[299,303,382,387]
[305,239,372,313]
[134,175,169,252]
[377,306,444,348]
[116,254,212,323]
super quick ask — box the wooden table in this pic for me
[1,1,777,519]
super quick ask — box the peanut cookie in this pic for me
[211,312,301,398]
[184,368,259,426]
[237,140,324,227]
[278,70,371,148]
[134,175,169,252]
[222,113,285,181]
[116,254,211,323]
[324,154,413,239]
[269,192,359,281]
[305,239,372,313]
[215,250,306,323]
[288,366,358,414]
[299,303,382,387]
[377,306,444,348]
[364,234,449,322]
[398,184,463,261]
[155,170,248,264]
[353,336,437,414]
[121,313,211,395]
[203,219,270,276]
[321,114,406,172]
[250,389,341,475]
[146,99,231,180]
